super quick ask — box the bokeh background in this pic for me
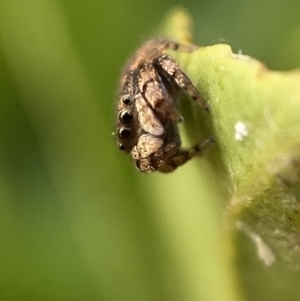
[0,0,300,300]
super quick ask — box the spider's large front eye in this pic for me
[119,111,133,125]
[118,127,131,140]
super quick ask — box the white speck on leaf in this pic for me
[232,51,251,60]
[235,121,248,141]
[237,221,276,266]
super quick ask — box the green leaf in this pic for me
[154,7,300,300]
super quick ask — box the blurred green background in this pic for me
[0,0,300,301]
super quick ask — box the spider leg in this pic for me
[160,40,198,53]
[134,39,197,66]
[146,39,197,60]
[158,137,215,173]
[154,54,208,111]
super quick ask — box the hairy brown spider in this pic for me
[116,38,213,173]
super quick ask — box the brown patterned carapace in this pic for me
[116,38,213,173]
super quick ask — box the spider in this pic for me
[116,38,214,173]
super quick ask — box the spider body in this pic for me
[116,38,213,173]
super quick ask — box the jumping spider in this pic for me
[116,38,213,173]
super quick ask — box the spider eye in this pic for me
[123,98,131,105]
[118,144,126,151]
[119,111,133,125]
[118,127,131,139]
